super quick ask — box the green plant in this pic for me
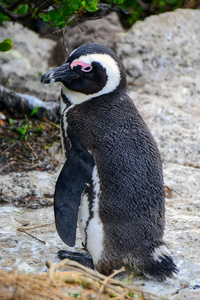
[9,106,39,140]
[0,1,185,34]
[118,0,184,26]
[39,0,99,28]
[67,292,81,298]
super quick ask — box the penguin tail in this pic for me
[144,245,179,281]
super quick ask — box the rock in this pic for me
[117,9,200,168]
[0,22,60,101]
[63,12,124,54]
[0,205,65,273]
[0,171,59,208]
[0,205,82,273]
[117,9,200,87]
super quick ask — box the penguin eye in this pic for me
[81,65,93,72]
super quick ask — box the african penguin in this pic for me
[41,43,178,280]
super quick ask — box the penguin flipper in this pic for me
[57,250,94,269]
[54,140,95,247]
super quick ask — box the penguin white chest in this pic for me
[79,165,104,265]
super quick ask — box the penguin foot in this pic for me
[57,250,94,269]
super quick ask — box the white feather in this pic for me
[79,165,104,265]
[79,192,89,245]
[153,245,170,262]
[87,165,104,265]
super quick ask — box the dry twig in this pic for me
[0,259,160,299]
[17,222,54,244]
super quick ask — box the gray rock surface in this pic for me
[64,12,124,53]
[0,9,200,299]
[0,171,58,207]
[0,22,60,101]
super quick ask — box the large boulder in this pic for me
[117,9,200,168]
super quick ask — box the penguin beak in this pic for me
[41,62,78,84]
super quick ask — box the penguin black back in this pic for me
[41,43,178,280]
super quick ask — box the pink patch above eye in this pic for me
[71,61,92,72]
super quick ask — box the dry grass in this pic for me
[0,259,149,300]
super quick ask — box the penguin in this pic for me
[41,43,178,280]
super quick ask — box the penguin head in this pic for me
[41,43,126,104]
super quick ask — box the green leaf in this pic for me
[39,12,50,22]
[9,118,15,125]
[113,0,124,4]
[3,38,12,43]
[54,20,66,28]
[51,123,60,129]
[15,4,29,15]
[48,9,61,21]
[86,0,98,12]
[0,12,10,25]
[70,2,79,10]
[115,0,124,4]
[17,128,26,135]
[0,39,13,52]
[84,0,90,6]
[29,106,39,118]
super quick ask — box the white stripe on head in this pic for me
[64,53,121,105]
